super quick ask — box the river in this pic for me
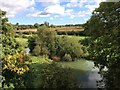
[58,59,102,88]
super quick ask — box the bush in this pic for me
[28,35,36,53]
[41,63,78,88]
[22,34,28,38]
[62,54,72,61]
[14,34,19,38]
[55,36,87,60]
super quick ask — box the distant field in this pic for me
[58,35,86,43]
[5,26,84,33]
[0,26,84,33]
[50,26,84,32]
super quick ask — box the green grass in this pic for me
[58,35,86,43]
[15,38,28,47]
[29,55,53,64]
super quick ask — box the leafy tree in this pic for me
[55,36,87,60]
[0,9,15,36]
[1,10,30,89]
[84,2,120,88]
[32,26,57,56]
[44,21,49,27]
[34,23,39,28]
[0,9,8,25]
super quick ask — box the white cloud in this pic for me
[65,0,87,8]
[85,4,99,12]
[65,0,107,8]
[27,11,50,17]
[64,9,76,19]
[29,7,36,12]
[66,2,78,8]
[65,9,73,15]
[77,10,91,17]
[44,4,65,14]
[54,15,59,18]
[70,15,75,19]
[36,0,59,6]
[0,0,35,17]
[49,17,54,20]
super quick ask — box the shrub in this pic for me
[28,35,36,53]
[33,45,49,56]
[62,54,72,61]
[14,34,19,38]
[22,34,27,38]
[41,62,78,88]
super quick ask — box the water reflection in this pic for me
[77,61,102,88]
[25,47,30,54]
[59,60,102,88]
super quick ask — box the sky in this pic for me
[0,0,117,25]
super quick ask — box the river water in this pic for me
[58,59,102,88]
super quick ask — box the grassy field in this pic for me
[58,35,86,44]
[15,37,28,48]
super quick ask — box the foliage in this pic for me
[2,34,30,89]
[62,54,72,62]
[1,9,30,89]
[84,2,120,88]
[44,21,49,27]
[28,35,36,53]
[2,23,16,36]
[3,53,30,75]
[34,23,39,28]
[28,26,87,61]
[55,36,87,60]
[0,9,15,36]
[23,56,52,88]
[0,9,8,25]
[57,30,85,36]
[32,26,57,56]
[41,62,78,88]
[15,37,28,48]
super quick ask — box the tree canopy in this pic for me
[84,2,120,88]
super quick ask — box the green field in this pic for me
[15,37,28,47]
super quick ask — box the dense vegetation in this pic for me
[1,9,30,88]
[83,2,120,88]
[28,25,87,61]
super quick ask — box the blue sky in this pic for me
[0,0,106,25]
